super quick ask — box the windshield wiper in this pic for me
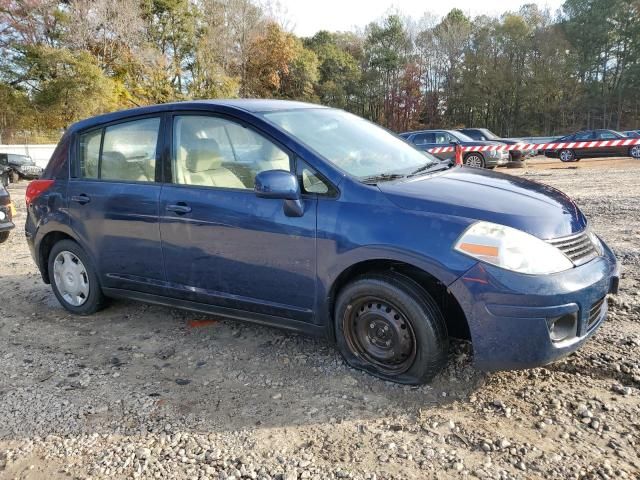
[360,173,405,184]
[407,160,453,177]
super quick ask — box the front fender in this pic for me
[314,194,479,333]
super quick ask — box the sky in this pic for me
[277,0,565,37]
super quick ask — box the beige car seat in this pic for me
[101,151,151,182]
[258,143,290,172]
[184,139,244,188]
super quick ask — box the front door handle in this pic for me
[166,203,192,214]
[71,194,91,205]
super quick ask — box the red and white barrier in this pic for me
[427,137,640,155]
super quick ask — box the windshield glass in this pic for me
[8,154,34,165]
[262,108,439,180]
[450,131,475,142]
[482,129,500,140]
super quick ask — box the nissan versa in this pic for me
[25,100,619,385]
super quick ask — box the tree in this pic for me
[12,45,120,128]
[363,14,412,127]
[305,30,360,109]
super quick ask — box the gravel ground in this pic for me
[1,157,639,480]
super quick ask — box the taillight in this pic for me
[25,179,54,206]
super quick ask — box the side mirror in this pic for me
[449,139,460,145]
[254,169,304,217]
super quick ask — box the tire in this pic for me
[463,153,485,168]
[630,145,640,159]
[48,239,106,315]
[334,273,448,385]
[0,231,9,244]
[559,149,576,162]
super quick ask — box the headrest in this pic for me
[186,138,223,172]
[100,151,126,178]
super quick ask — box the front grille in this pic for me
[547,231,598,266]
[587,297,606,330]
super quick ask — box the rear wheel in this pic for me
[464,153,485,168]
[335,273,448,385]
[48,239,105,315]
[559,149,576,162]
[0,231,9,244]
[630,145,640,159]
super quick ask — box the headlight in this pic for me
[454,221,574,274]
[587,229,603,255]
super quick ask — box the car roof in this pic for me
[69,99,325,133]
[402,129,456,135]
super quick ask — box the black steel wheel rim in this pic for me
[343,297,417,375]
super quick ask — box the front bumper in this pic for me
[448,242,619,371]
[0,220,14,232]
[18,169,42,179]
[486,152,510,166]
[0,206,14,232]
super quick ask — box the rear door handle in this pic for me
[166,203,192,214]
[71,194,91,205]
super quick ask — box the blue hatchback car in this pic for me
[25,100,619,384]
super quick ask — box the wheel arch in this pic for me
[326,258,470,343]
[38,230,78,284]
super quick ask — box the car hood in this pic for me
[378,167,587,239]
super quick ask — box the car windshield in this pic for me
[262,108,439,181]
[450,131,475,142]
[8,154,34,165]
[481,129,500,140]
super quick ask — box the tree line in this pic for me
[0,0,638,144]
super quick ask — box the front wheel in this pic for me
[464,153,485,168]
[0,231,9,244]
[335,273,448,385]
[48,239,106,315]
[559,149,576,162]
[630,145,640,159]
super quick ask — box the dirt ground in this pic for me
[0,157,639,480]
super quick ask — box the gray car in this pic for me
[0,153,43,182]
[399,129,510,168]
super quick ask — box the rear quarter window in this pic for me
[79,129,101,178]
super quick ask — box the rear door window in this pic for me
[411,133,435,146]
[595,130,617,140]
[78,117,160,182]
[574,131,594,141]
[434,132,452,144]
